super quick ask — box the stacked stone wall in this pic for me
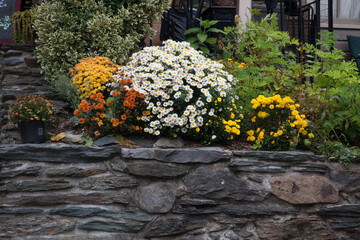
[0,144,359,239]
[0,44,67,144]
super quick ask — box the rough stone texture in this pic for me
[144,217,206,238]
[329,169,360,192]
[153,137,185,148]
[63,133,83,144]
[93,136,119,146]
[173,202,295,216]
[0,216,75,237]
[0,191,131,207]
[0,179,72,192]
[270,175,339,204]
[0,144,358,240]
[0,208,44,214]
[0,144,121,162]
[125,161,188,178]
[79,220,146,233]
[233,150,327,162]
[126,135,153,147]
[256,216,337,240]
[184,166,269,201]
[122,147,230,163]
[46,166,107,178]
[80,175,138,190]
[0,166,41,179]
[136,182,177,213]
[315,204,360,217]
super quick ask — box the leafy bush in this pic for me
[246,94,314,150]
[217,13,360,162]
[33,0,171,83]
[110,40,242,144]
[302,32,360,143]
[70,56,120,100]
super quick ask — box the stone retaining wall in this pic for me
[0,44,68,144]
[0,144,359,240]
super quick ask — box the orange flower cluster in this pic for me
[9,94,54,123]
[73,78,146,138]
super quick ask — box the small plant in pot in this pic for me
[8,94,54,143]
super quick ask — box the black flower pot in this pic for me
[18,120,46,143]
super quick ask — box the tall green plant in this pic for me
[184,18,224,56]
[303,32,360,143]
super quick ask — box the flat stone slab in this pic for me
[0,215,75,237]
[79,219,146,233]
[329,169,360,191]
[121,147,229,164]
[144,217,206,238]
[0,191,131,207]
[184,166,269,201]
[0,144,121,163]
[269,175,339,204]
[0,180,72,192]
[153,137,184,148]
[46,166,107,178]
[125,161,188,178]
[173,201,296,216]
[314,204,360,217]
[0,166,41,179]
[256,216,336,240]
[233,151,327,162]
[80,175,138,190]
[126,135,153,147]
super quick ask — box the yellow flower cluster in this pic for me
[247,94,315,149]
[246,128,265,142]
[223,119,241,137]
[251,94,296,109]
[70,56,120,99]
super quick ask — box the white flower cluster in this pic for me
[112,40,235,136]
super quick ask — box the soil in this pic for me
[47,111,253,150]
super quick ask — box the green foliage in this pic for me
[220,14,360,166]
[317,141,360,169]
[33,0,171,84]
[221,14,300,118]
[184,18,224,56]
[51,74,80,109]
[11,9,35,44]
[302,32,360,143]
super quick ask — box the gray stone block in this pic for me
[122,147,230,164]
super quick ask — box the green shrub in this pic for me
[33,0,171,83]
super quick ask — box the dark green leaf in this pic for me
[186,37,197,44]
[191,43,200,49]
[205,37,217,45]
[207,28,224,33]
[183,27,201,35]
[197,32,207,43]
[200,46,210,54]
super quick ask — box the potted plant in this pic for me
[8,94,54,143]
